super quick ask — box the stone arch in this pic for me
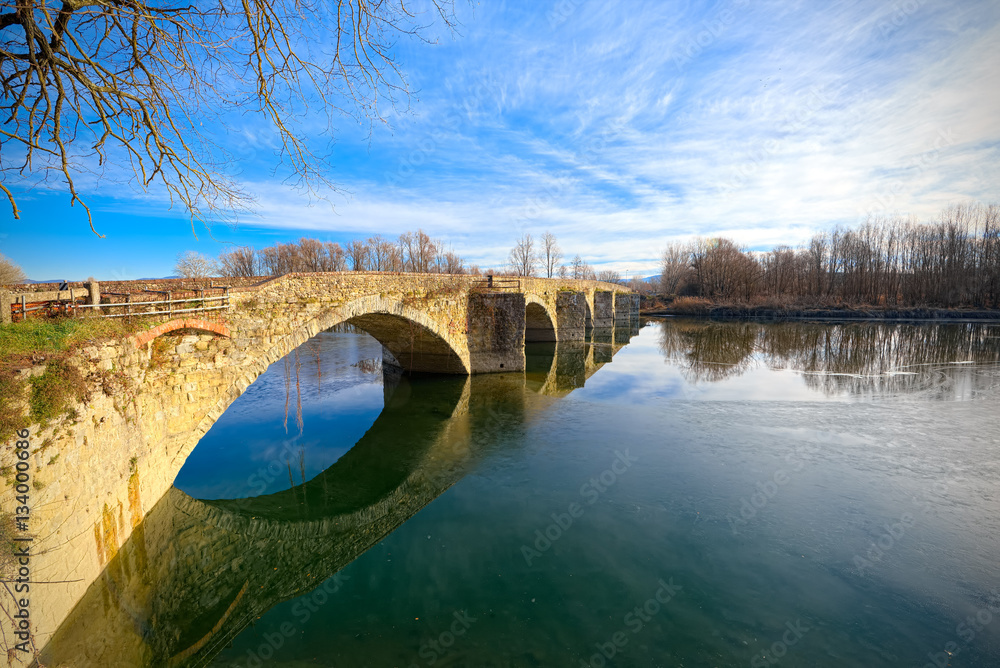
[167,296,469,478]
[274,294,470,376]
[38,374,479,668]
[524,294,557,342]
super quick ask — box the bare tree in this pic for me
[508,233,538,277]
[596,269,622,283]
[218,246,259,278]
[0,1,458,234]
[568,254,594,280]
[258,242,300,275]
[541,231,562,278]
[660,242,693,294]
[297,238,329,272]
[174,251,217,279]
[399,229,437,273]
[251,239,346,276]
[0,253,26,284]
[328,242,348,272]
[366,235,397,272]
[440,251,465,274]
[246,232,465,277]
[346,240,369,271]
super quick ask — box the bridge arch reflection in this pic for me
[39,324,641,667]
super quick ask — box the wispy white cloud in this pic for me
[10,0,998,279]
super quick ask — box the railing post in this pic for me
[0,290,11,325]
[85,279,100,305]
[167,291,172,317]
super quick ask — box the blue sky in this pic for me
[2,0,999,280]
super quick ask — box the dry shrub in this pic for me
[669,297,714,314]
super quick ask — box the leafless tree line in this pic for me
[214,229,473,278]
[660,203,1000,308]
[506,232,622,283]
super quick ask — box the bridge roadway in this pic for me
[36,327,639,666]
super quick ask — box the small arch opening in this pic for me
[348,312,467,375]
[525,302,556,342]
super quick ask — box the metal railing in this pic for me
[471,276,521,292]
[70,292,230,318]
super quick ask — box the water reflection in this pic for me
[656,318,1000,399]
[37,321,1000,667]
[40,331,635,667]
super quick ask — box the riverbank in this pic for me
[640,297,1000,322]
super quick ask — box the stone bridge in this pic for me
[200,272,636,374]
[1,273,637,664]
[34,332,638,666]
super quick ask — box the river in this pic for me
[40,319,1000,667]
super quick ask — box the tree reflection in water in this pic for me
[657,318,1000,398]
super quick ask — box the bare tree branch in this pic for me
[0,0,458,233]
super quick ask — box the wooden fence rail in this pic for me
[2,282,231,323]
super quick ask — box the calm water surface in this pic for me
[45,319,1000,667]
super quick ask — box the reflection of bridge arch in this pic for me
[40,322,640,667]
[527,323,640,397]
[40,374,481,667]
[171,296,467,480]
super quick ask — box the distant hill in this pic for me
[25,276,180,284]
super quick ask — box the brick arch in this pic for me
[132,318,231,347]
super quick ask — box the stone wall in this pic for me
[556,291,588,341]
[593,290,615,327]
[467,293,526,371]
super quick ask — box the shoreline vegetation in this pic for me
[650,202,1000,321]
[640,296,1000,322]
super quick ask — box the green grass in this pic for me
[0,317,142,359]
[0,316,150,444]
